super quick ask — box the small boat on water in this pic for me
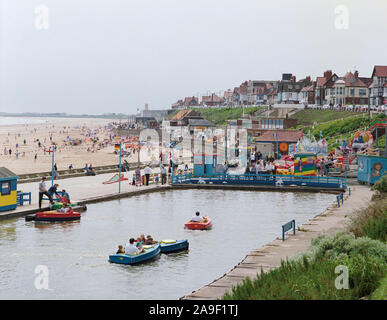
[25,210,81,222]
[184,216,212,230]
[159,239,189,253]
[109,243,161,265]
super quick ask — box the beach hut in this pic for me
[0,167,19,212]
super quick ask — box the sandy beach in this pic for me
[0,117,139,175]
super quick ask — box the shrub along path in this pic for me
[181,185,374,300]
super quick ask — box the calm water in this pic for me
[0,116,48,126]
[0,189,335,299]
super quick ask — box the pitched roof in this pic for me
[255,130,304,143]
[202,93,223,103]
[344,72,367,87]
[171,109,200,121]
[372,66,387,78]
[316,76,326,87]
[0,167,17,179]
[183,96,199,106]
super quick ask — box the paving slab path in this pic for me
[181,184,374,300]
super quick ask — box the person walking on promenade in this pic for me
[135,168,141,186]
[161,165,167,185]
[144,164,152,186]
[38,177,54,209]
[54,163,59,179]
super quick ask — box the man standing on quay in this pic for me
[38,177,54,209]
[161,165,167,185]
[144,164,152,186]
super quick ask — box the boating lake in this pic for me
[0,189,336,299]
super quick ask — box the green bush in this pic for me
[309,232,387,262]
[372,175,387,194]
[350,197,387,242]
[222,253,385,300]
[222,233,387,300]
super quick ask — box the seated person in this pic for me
[190,211,206,222]
[58,203,69,213]
[125,238,140,255]
[116,245,125,254]
[140,234,146,243]
[145,235,157,245]
[61,189,70,203]
[135,237,143,251]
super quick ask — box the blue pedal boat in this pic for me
[109,243,161,265]
[159,239,189,253]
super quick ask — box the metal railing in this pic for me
[171,173,347,189]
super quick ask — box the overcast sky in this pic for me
[0,0,386,115]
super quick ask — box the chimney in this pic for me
[354,70,359,78]
[290,76,296,83]
[306,76,311,83]
[324,70,332,79]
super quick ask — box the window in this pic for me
[359,89,367,96]
[350,89,355,96]
[1,182,11,195]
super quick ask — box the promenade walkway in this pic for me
[181,184,374,300]
[0,168,170,220]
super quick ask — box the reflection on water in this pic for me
[0,189,335,299]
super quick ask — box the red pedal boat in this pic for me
[184,216,212,230]
[26,210,81,222]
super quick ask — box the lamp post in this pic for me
[45,147,55,187]
[118,142,122,193]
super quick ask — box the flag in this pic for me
[115,144,120,151]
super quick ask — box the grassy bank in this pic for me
[289,109,360,126]
[222,178,387,300]
[295,113,386,152]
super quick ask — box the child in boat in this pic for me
[145,235,157,245]
[140,234,146,243]
[116,245,125,254]
[190,211,206,222]
[58,203,69,213]
[135,237,143,251]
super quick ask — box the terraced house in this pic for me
[277,74,312,104]
[315,70,338,106]
[369,65,387,106]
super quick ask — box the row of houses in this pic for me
[171,65,387,108]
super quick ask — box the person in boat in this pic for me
[190,211,206,223]
[116,245,125,254]
[145,235,157,245]
[135,237,144,251]
[125,238,140,255]
[140,234,146,243]
[58,203,69,213]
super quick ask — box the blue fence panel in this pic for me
[171,173,347,190]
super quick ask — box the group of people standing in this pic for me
[133,164,170,186]
[245,160,276,175]
[38,177,71,209]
